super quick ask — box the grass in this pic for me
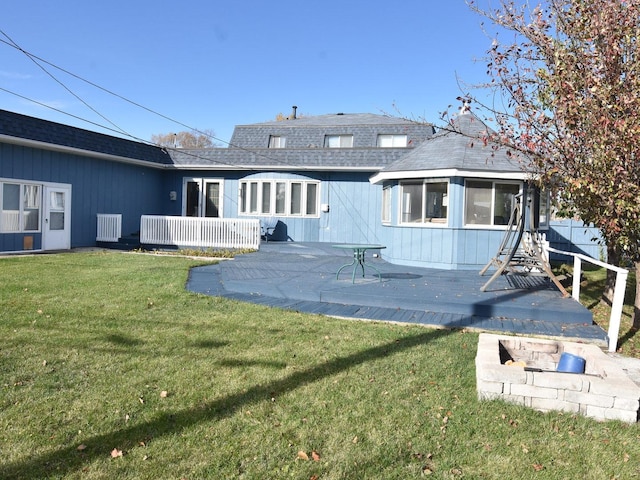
[1,251,639,479]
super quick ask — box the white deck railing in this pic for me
[96,214,122,242]
[547,246,629,353]
[140,215,260,250]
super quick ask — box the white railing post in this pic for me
[608,269,629,353]
[572,255,582,301]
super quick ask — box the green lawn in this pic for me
[1,251,639,479]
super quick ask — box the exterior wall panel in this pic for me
[0,142,164,249]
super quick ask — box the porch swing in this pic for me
[479,185,569,296]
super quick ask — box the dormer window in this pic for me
[324,134,353,148]
[268,135,286,148]
[377,134,407,147]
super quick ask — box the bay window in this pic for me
[239,179,320,217]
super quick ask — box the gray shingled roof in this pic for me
[0,109,172,166]
[229,113,434,149]
[169,112,436,170]
[168,147,415,171]
[371,112,525,181]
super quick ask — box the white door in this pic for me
[42,185,71,250]
[183,178,223,217]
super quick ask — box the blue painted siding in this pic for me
[547,219,605,261]
[0,142,164,248]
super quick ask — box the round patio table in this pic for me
[332,244,386,283]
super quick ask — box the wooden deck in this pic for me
[186,242,608,345]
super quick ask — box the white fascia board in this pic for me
[369,168,529,184]
[0,135,167,169]
[167,164,381,172]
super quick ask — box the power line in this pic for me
[0,30,130,138]
[0,31,302,169]
[0,34,229,146]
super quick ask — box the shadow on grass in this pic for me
[0,327,452,478]
[105,334,143,347]
[217,358,288,369]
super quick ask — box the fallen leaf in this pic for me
[110,448,123,458]
[297,450,309,461]
[77,444,87,451]
[311,450,321,461]
[532,463,544,471]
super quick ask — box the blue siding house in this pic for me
[0,107,599,267]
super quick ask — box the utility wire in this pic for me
[0,34,228,146]
[0,30,129,138]
[0,32,302,169]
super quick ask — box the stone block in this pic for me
[589,377,640,399]
[531,397,580,413]
[510,383,558,399]
[586,405,639,423]
[502,394,526,406]
[532,372,583,391]
[476,379,504,394]
[613,397,639,411]
[476,364,527,384]
[563,390,614,408]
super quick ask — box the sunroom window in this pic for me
[324,134,353,148]
[464,180,520,226]
[400,180,448,225]
[377,134,407,147]
[239,179,320,217]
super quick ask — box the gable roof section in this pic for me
[0,109,171,167]
[370,113,527,183]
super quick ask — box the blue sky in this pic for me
[1,1,498,145]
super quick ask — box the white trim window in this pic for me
[268,135,286,148]
[0,181,41,232]
[464,180,521,226]
[183,178,224,217]
[239,179,320,217]
[324,134,353,148]
[400,180,449,225]
[377,134,407,147]
[381,185,391,224]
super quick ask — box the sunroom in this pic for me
[370,111,546,270]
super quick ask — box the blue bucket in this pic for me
[556,352,586,374]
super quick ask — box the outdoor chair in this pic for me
[260,217,278,242]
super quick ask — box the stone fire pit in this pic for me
[475,333,640,423]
